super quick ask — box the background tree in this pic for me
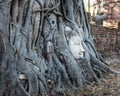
[0,0,119,96]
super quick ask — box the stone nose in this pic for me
[79,43,85,52]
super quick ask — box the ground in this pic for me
[65,61,120,96]
[86,60,120,96]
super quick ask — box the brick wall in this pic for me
[91,25,120,58]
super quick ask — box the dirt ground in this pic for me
[89,59,120,96]
[66,60,120,96]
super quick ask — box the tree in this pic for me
[0,0,119,96]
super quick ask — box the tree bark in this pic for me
[0,0,119,96]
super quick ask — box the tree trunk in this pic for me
[0,0,119,96]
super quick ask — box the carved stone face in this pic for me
[47,41,54,53]
[69,35,85,59]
